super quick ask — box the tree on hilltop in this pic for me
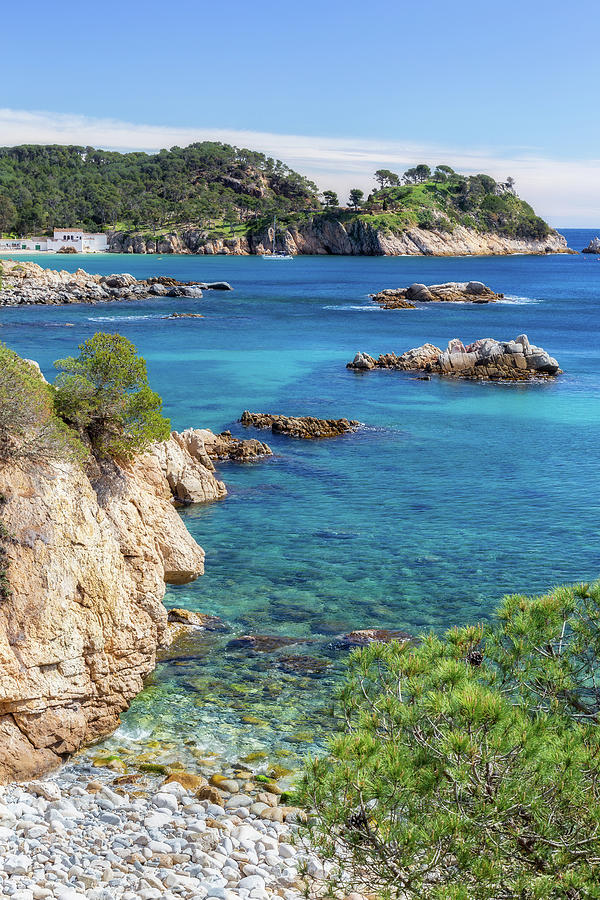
[403,164,432,184]
[322,190,339,208]
[374,169,400,189]
[348,188,364,210]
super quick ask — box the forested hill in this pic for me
[0,142,319,234]
[0,147,558,251]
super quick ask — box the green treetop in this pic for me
[299,580,600,899]
[53,332,170,460]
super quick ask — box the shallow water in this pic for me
[3,230,600,774]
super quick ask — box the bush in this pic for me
[53,332,170,459]
[0,343,82,464]
[299,581,600,899]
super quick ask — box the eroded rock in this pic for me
[347,334,561,380]
[241,411,359,438]
[371,280,502,308]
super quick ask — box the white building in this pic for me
[0,229,108,253]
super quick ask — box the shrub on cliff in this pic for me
[0,342,82,465]
[53,332,170,460]
[299,581,600,899]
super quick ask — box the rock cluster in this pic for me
[0,765,320,900]
[582,237,600,253]
[347,334,561,380]
[371,281,502,308]
[194,429,273,462]
[240,412,359,439]
[0,260,232,306]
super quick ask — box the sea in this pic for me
[2,228,599,776]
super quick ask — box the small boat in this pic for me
[262,217,294,259]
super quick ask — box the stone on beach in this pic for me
[0,766,315,900]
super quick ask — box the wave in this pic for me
[498,295,542,305]
[322,304,380,311]
[87,314,160,322]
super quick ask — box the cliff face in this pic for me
[0,431,225,783]
[108,219,569,257]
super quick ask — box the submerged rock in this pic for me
[329,628,415,650]
[276,655,332,677]
[226,634,303,653]
[167,608,227,631]
[162,312,204,319]
[241,411,359,438]
[371,280,502,308]
[347,334,561,380]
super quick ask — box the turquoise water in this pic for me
[2,231,600,773]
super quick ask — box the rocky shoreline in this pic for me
[0,764,320,900]
[348,334,561,380]
[371,280,502,308]
[107,220,572,257]
[0,259,232,306]
[0,426,268,782]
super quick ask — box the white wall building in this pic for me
[0,229,108,253]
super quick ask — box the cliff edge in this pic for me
[0,430,227,783]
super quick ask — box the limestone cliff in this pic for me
[0,430,228,783]
[108,219,570,257]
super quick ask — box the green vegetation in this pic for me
[300,580,600,899]
[0,142,319,235]
[0,333,168,466]
[0,145,552,244]
[54,333,170,460]
[0,342,82,465]
[352,165,551,240]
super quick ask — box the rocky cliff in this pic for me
[108,218,570,257]
[0,428,233,783]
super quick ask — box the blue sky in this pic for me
[1,0,598,224]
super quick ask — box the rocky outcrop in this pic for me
[194,428,272,462]
[240,411,359,438]
[0,422,247,782]
[108,219,571,257]
[0,260,233,306]
[371,281,502,308]
[347,334,561,380]
[582,237,600,254]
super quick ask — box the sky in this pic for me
[0,0,598,226]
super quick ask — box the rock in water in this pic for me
[240,411,359,438]
[371,281,503,308]
[347,334,561,380]
[0,259,231,306]
[582,237,600,253]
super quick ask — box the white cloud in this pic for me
[0,108,598,227]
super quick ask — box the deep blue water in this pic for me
[2,229,600,773]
